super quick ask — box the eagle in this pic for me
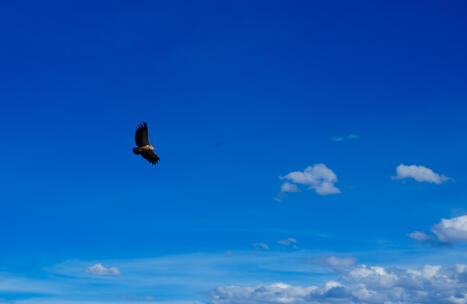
[132,122,160,165]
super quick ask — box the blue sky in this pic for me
[1,0,467,303]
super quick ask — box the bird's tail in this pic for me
[133,147,141,155]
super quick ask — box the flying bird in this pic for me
[132,122,160,165]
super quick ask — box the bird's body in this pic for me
[133,122,160,165]
[132,144,155,154]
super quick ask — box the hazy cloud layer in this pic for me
[281,164,341,195]
[395,164,450,184]
[208,263,467,304]
[5,251,467,304]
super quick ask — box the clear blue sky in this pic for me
[0,1,467,303]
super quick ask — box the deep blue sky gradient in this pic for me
[0,0,467,302]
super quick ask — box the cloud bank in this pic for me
[281,164,341,195]
[395,164,450,184]
[208,263,467,304]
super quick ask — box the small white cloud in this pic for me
[280,182,300,193]
[277,238,298,249]
[85,264,121,276]
[408,231,433,242]
[253,243,270,250]
[281,164,341,195]
[431,215,467,243]
[395,164,450,184]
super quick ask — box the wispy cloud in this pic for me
[49,251,314,294]
[253,243,270,250]
[331,134,358,142]
[277,238,298,249]
[280,164,341,196]
[408,231,449,248]
[308,256,357,271]
[394,164,450,184]
[0,273,61,294]
[85,264,121,276]
[408,231,433,242]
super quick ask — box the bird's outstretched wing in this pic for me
[141,150,160,165]
[135,122,150,147]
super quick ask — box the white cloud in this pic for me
[408,216,467,246]
[281,164,341,195]
[395,164,450,184]
[208,263,467,304]
[431,215,467,243]
[277,238,298,249]
[253,243,270,250]
[85,264,121,276]
[280,182,300,193]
